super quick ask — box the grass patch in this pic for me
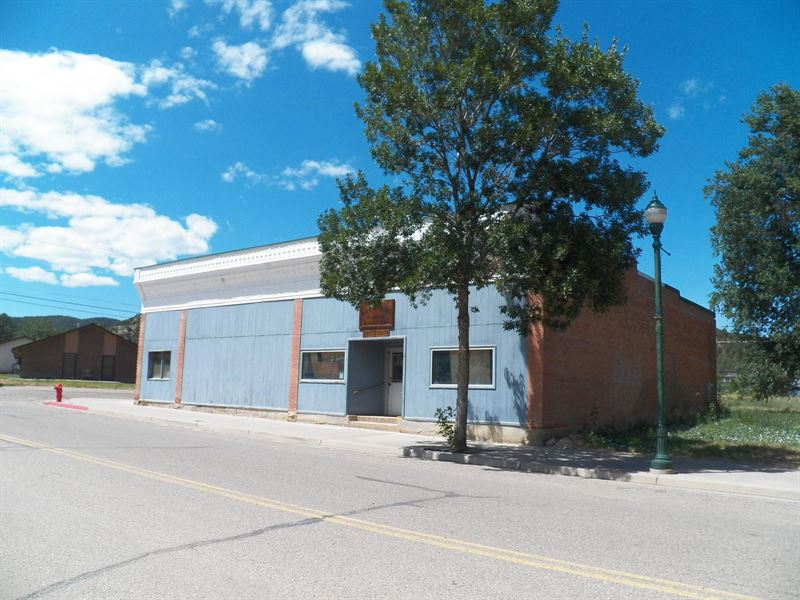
[0,375,134,390]
[580,397,800,467]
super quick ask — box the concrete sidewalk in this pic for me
[58,396,800,502]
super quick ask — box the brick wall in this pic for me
[115,338,138,383]
[536,271,716,433]
[18,334,65,379]
[17,325,138,383]
[76,325,104,379]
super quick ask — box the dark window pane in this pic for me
[431,348,493,386]
[391,353,403,382]
[469,350,493,385]
[301,351,344,381]
[147,351,171,380]
[431,350,456,385]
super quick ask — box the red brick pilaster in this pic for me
[287,298,304,419]
[133,313,146,402]
[526,319,545,431]
[174,310,188,406]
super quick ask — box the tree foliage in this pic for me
[318,0,663,449]
[0,313,16,343]
[707,84,800,400]
[18,318,57,342]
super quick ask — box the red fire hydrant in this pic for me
[54,384,63,403]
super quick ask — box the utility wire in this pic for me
[0,298,137,318]
[2,286,141,309]
[0,291,138,315]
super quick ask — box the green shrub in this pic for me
[434,406,456,447]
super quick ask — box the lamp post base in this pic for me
[649,456,674,473]
[649,467,675,475]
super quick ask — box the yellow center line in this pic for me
[1,434,759,600]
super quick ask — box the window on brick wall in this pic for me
[147,351,171,380]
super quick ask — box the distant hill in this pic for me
[13,315,119,331]
[110,314,141,343]
[8,314,140,343]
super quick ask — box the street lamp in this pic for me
[645,192,673,474]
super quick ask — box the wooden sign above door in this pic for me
[359,300,395,336]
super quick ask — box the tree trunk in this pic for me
[453,283,470,452]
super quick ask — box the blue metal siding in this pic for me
[396,288,527,426]
[139,311,180,403]
[140,288,527,425]
[297,381,347,415]
[297,288,528,425]
[297,297,358,414]
[181,302,292,409]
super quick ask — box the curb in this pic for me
[72,406,406,457]
[402,447,800,501]
[57,402,799,502]
[44,401,89,411]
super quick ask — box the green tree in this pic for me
[0,313,15,343]
[707,84,800,400]
[19,318,57,341]
[318,0,663,450]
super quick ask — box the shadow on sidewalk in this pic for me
[400,441,799,476]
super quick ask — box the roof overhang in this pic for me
[134,238,324,313]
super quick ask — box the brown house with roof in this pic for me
[14,324,138,383]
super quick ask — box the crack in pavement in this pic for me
[17,486,470,599]
[17,517,319,600]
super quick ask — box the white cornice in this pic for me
[140,289,324,314]
[135,244,325,313]
[134,237,321,284]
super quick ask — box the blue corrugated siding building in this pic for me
[133,236,716,443]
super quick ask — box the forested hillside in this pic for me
[0,313,140,343]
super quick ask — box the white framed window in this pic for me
[300,349,345,382]
[429,346,495,389]
[147,351,171,380]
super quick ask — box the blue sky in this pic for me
[1,0,798,325]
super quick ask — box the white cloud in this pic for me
[0,154,39,179]
[221,158,351,189]
[668,78,720,120]
[0,50,214,179]
[0,226,25,251]
[679,78,713,98]
[0,188,218,282]
[272,0,343,48]
[281,158,351,178]
[60,272,119,288]
[141,59,215,108]
[168,0,189,17]
[212,40,268,82]
[194,119,223,133]
[0,49,149,177]
[208,0,273,31]
[221,161,262,184]
[279,158,351,190]
[679,78,699,97]
[667,103,685,120]
[5,266,58,285]
[301,33,360,76]
[188,23,214,38]
[272,0,360,76]
[180,46,197,60]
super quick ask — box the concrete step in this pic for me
[347,415,401,432]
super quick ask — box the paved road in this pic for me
[1,388,798,599]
